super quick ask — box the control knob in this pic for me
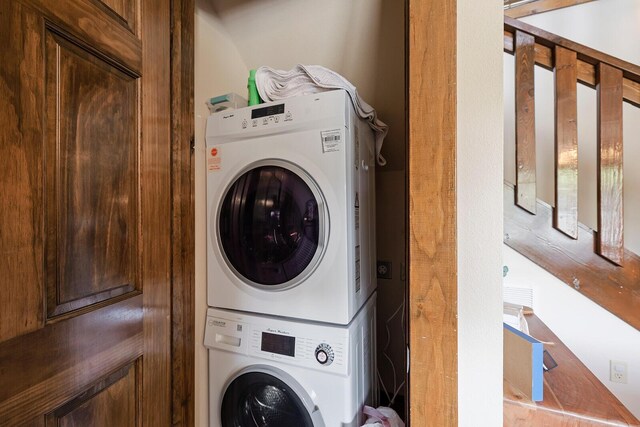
[314,343,334,366]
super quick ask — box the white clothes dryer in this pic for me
[206,90,376,325]
[204,292,377,427]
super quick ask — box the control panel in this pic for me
[204,307,349,375]
[239,102,291,130]
[249,328,344,370]
[206,90,349,143]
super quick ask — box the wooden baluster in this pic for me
[554,47,579,238]
[597,63,624,265]
[515,31,537,214]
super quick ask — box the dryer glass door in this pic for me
[221,371,316,427]
[219,165,321,287]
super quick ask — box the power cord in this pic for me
[377,288,406,407]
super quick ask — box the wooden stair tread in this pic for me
[504,314,639,426]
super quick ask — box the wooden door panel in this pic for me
[0,1,45,343]
[22,0,142,73]
[94,0,139,35]
[139,1,173,424]
[0,0,177,423]
[44,29,139,318]
[0,296,143,425]
[46,360,140,427]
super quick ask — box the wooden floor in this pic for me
[504,314,639,426]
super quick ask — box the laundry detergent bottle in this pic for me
[247,69,261,106]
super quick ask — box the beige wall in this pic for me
[194,0,406,425]
[194,2,248,425]
[208,0,406,171]
[457,0,505,424]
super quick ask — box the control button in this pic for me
[241,119,247,129]
[285,111,292,121]
[274,116,280,123]
[315,343,334,366]
[252,119,258,127]
[262,118,268,125]
[316,350,328,364]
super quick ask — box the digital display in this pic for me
[251,104,285,119]
[261,332,295,357]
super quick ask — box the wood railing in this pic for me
[504,16,640,266]
[503,17,640,331]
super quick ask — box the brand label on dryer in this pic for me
[355,125,360,169]
[355,245,361,293]
[355,192,360,232]
[320,129,342,153]
[207,146,221,172]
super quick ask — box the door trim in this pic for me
[170,0,195,424]
[407,0,458,424]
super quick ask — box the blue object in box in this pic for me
[206,93,247,113]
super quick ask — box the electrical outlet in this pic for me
[610,360,628,384]
[377,261,392,279]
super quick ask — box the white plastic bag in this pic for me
[361,406,405,427]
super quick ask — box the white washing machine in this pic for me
[206,90,376,325]
[204,293,377,427]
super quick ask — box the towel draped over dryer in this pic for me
[255,64,388,166]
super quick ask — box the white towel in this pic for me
[255,64,388,166]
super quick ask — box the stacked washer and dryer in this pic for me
[204,90,378,427]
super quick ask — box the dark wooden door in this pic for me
[0,0,173,425]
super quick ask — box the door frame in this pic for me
[170,0,468,423]
[170,0,195,424]
[407,0,458,424]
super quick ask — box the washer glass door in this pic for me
[221,371,316,427]
[218,163,323,288]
